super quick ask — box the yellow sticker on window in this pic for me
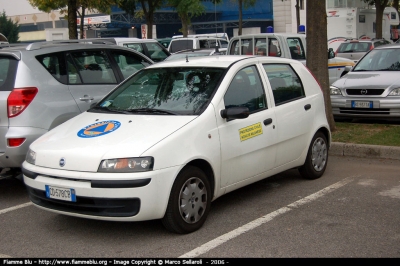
[239,122,263,141]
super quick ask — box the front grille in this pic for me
[339,108,390,115]
[27,187,140,217]
[346,89,385,95]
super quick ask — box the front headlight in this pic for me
[389,88,400,96]
[330,86,342,95]
[26,148,36,165]
[98,157,154,173]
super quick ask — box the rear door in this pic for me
[0,53,18,153]
[262,63,314,167]
[66,49,120,112]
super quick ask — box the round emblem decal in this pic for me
[77,120,121,138]
[59,158,66,167]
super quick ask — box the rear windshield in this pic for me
[0,56,18,91]
[169,40,193,53]
[337,42,371,53]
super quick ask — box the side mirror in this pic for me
[328,48,335,59]
[220,107,250,120]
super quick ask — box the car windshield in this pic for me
[93,67,225,115]
[353,48,400,72]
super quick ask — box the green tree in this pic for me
[306,0,335,131]
[0,11,19,43]
[116,0,164,39]
[168,0,206,37]
[29,0,115,39]
[234,0,256,36]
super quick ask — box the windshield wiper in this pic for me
[88,106,129,114]
[375,68,400,71]
[353,69,370,72]
[125,108,178,115]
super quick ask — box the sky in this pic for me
[0,0,39,16]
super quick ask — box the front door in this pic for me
[217,65,278,189]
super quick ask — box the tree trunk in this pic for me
[146,13,154,39]
[80,6,85,39]
[68,0,78,39]
[179,12,190,37]
[306,0,336,131]
[374,0,389,39]
[238,0,243,36]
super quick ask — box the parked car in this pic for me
[335,39,391,63]
[23,55,331,234]
[330,43,400,120]
[0,41,153,178]
[157,38,172,49]
[87,37,171,62]
[168,36,229,53]
[164,48,226,61]
[227,33,355,85]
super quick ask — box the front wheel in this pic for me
[162,166,211,234]
[299,132,328,180]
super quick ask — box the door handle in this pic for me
[263,118,273,126]
[304,104,311,110]
[79,95,94,102]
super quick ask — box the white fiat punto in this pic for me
[23,55,331,234]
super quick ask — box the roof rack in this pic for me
[25,39,115,51]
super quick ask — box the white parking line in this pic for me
[179,177,355,258]
[0,202,33,215]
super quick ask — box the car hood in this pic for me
[30,112,197,172]
[332,71,400,89]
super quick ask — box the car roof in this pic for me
[147,55,297,69]
[373,43,400,49]
[0,41,154,62]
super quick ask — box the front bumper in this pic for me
[22,161,180,222]
[330,96,400,119]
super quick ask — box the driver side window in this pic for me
[224,66,267,112]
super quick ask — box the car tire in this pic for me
[298,132,328,180]
[162,166,211,234]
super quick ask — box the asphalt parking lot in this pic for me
[1,155,399,258]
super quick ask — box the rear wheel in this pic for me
[299,132,328,180]
[162,166,211,234]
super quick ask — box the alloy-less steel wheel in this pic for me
[299,132,328,180]
[162,166,211,234]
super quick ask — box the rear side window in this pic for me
[123,43,144,53]
[170,40,193,53]
[287,38,306,60]
[337,42,371,53]
[220,40,228,48]
[0,56,18,91]
[143,43,169,62]
[36,52,68,84]
[263,64,305,106]
[68,50,117,84]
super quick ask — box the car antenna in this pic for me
[214,1,219,54]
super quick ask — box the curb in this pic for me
[330,142,400,161]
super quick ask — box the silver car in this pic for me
[0,41,153,178]
[335,39,391,63]
[330,43,400,120]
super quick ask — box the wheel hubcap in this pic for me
[179,177,207,224]
[311,137,327,171]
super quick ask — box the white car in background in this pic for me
[23,55,331,234]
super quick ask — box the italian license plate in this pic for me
[45,185,76,202]
[351,101,373,108]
